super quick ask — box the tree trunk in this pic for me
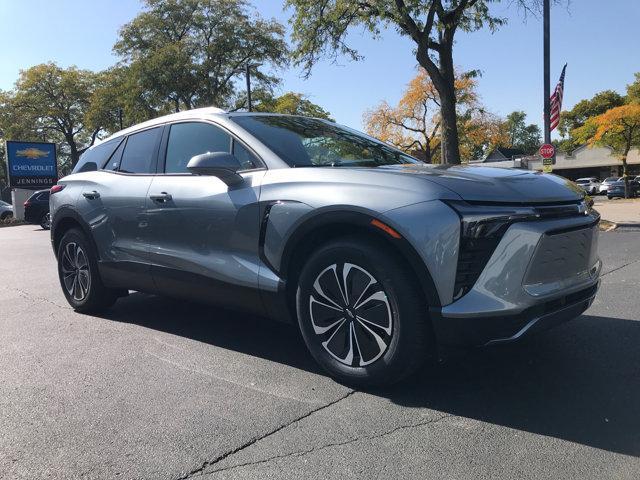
[416,37,461,165]
[622,149,629,198]
[69,141,80,169]
[438,87,461,165]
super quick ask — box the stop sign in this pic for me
[539,143,555,159]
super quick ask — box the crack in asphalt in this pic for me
[201,413,456,477]
[601,259,640,277]
[177,389,357,479]
[0,286,70,310]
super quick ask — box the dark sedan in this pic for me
[24,189,51,229]
[607,180,640,199]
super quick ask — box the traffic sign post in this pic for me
[540,144,555,173]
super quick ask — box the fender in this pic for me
[51,206,99,260]
[261,204,442,309]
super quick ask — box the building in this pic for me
[527,145,640,180]
[483,147,526,163]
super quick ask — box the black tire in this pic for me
[0,212,11,221]
[296,236,433,387]
[40,212,50,230]
[57,228,118,313]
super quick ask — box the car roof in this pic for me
[94,108,329,147]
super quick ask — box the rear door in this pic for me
[145,121,266,312]
[78,126,163,291]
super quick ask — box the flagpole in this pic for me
[543,0,551,146]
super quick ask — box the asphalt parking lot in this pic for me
[1,225,639,479]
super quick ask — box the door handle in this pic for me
[82,191,100,199]
[150,192,172,203]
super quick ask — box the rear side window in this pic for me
[72,138,123,174]
[119,127,163,174]
[104,139,126,171]
[165,122,231,173]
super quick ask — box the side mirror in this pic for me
[187,152,244,186]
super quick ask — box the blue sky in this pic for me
[1,0,638,136]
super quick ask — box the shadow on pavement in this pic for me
[101,294,640,457]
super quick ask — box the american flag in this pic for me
[549,64,567,131]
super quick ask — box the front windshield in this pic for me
[231,115,420,168]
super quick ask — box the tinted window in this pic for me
[165,122,231,173]
[232,140,258,170]
[73,138,123,174]
[231,115,419,168]
[104,138,126,171]
[32,191,49,202]
[119,127,163,174]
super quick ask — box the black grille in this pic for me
[453,234,504,301]
[451,200,592,301]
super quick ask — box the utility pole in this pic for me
[543,0,551,145]
[246,63,253,112]
[118,108,123,130]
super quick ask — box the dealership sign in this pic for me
[6,141,58,188]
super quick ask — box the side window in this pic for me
[165,122,231,173]
[232,140,258,170]
[119,127,163,174]
[104,138,126,171]
[72,137,123,174]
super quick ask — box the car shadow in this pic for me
[101,293,640,457]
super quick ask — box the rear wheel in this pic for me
[40,212,51,230]
[57,228,118,313]
[296,236,433,387]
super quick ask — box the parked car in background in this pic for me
[599,177,619,194]
[24,190,51,229]
[575,177,600,195]
[50,108,601,387]
[607,179,640,199]
[0,200,13,220]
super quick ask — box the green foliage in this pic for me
[557,90,625,153]
[502,111,541,154]
[0,63,103,169]
[114,0,289,112]
[627,73,640,104]
[254,92,333,120]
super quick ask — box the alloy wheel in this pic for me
[308,263,393,367]
[61,242,91,301]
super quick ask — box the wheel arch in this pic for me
[51,208,98,260]
[279,209,442,318]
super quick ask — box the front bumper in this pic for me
[431,215,601,346]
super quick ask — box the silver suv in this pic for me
[50,107,601,386]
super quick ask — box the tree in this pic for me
[286,0,545,165]
[627,73,640,104]
[458,110,508,160]
[254,92,333,119]
[363,68,479,163]
[0,63,104,169]
[114,0,289,112]
[502,111,541,154]
[558,90,625,153]
[578,105,640,197]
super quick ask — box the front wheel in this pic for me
[57,228,118,313]
[296,237,433,387]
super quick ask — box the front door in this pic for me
[145,121,266,312]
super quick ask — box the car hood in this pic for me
[374,164,585,204]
